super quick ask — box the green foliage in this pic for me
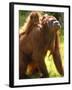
[19,11,31,28]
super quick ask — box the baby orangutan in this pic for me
[19,11,40,37]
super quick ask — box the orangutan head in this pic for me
[41,15,61,32]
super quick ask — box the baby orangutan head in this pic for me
[29,11,40,25]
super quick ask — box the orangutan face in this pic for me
[48,17,61,31]
[42,15,61,32]
[30,12,39,24]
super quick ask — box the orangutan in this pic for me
[19,13,64,79]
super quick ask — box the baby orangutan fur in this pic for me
[19,12,41,37]
[19,13,64,79]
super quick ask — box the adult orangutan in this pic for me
[19,13,64,79]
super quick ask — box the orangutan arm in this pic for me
[52,33,64,76]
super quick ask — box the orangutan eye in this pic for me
[51,19,57,23]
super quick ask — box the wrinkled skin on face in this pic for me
[19,14,64,79]
[41,15,61,31]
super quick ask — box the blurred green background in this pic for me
[19,11,64,78]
